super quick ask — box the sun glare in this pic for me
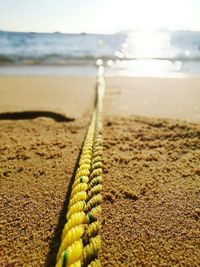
[109,29,184,77]
[103,0,192,76]
[121,31,172,59]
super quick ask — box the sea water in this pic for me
[0,30,200,77]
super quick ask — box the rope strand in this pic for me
[55,65,104,267]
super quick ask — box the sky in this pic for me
[0,0,200,33]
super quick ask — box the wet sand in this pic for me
[0,76,200,266]
[104,76,200,123]
[0,76,96,118]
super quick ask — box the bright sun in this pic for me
[121,31,172,59]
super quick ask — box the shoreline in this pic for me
[0,76,96,119]
[0,75,200,122]
[104,76,200,123]
[1,64,200,78]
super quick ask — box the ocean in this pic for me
[0,30,200,77]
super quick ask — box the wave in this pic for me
[122,56,200,62]
[1,53,200,66]
[0,54,114,65]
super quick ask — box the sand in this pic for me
[0,117,90,266]
[104,76,200,123]
[100,116,200,266]
[0,76,200,266]
[0,76,96,118]
[1,76,200,122]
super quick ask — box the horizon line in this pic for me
[1,27,200,35]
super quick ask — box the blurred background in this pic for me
[0,0,200,77]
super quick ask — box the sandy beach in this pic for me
[0,75,200,266]
[101,116,200,266]
[0,76,96,119]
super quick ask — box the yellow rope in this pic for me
[87,259,101,267]
[55,65,104,267]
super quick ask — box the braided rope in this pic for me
[55,66,104,267]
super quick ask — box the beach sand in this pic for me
[100,116,200,266]
[0,117,89,266]
[104,76,200,123]
[0,76,200,266]
[0,76,96,119]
